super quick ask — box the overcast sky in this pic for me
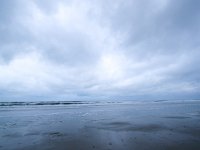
[0,0,200,101]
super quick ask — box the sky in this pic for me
[0,0,200,101]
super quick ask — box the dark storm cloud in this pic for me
[104,0,200,52]
[0,0,199,101]
[0,0,35,62]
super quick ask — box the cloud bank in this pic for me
[0,0,200,101]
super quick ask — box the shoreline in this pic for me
[0,101,200,150]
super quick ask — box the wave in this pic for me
[0,99,199,107]
[0,101,97,106]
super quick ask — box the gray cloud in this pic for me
[0,0,199,101]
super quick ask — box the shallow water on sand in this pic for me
[0,101,200,150]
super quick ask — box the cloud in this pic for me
[0,0,200,101]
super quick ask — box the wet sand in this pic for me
[0,101,200,150]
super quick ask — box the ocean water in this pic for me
[0,100,200,150]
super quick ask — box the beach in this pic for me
[0,100,200,150]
